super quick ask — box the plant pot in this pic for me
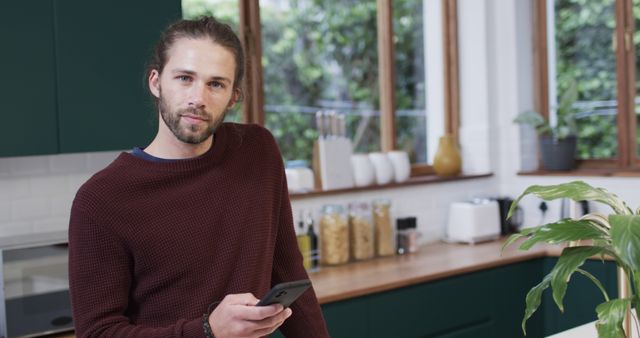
[539,135,577,171]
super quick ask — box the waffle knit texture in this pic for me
[68,123,328,337]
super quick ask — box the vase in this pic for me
[433,135,461,176]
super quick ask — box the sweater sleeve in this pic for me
[270,173,330,337]
[68,198,205,338]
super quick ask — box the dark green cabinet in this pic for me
[0,1,181,157]
[55,0,181,153]
[368,270,493,338]
[280,258,617,338]
[490,259,545,338]
[323,297,370,337]
[0,1,58,157]
[542,258,618,336]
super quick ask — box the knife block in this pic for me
[312,138,355,190]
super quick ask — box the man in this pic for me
[68,16,329,338]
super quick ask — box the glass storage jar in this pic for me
[373,199,395,256]
[319,204,349,265]
[348,202,374,261]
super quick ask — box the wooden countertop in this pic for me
[310,238,560,304]
[45,239,562,338]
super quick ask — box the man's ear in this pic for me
[148,70,161,98]
[227,88,241,109]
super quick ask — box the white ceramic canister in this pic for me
[368,152,394,185]
[351,153,375,187]
[387,150,411,183]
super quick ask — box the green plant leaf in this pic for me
[595,298,630,338]
[501,233,527,252]
[550,246,609,312]
[513,110,553,136]
[501,226,542,252]
[522,272,553,335]
[518,219,608,250]
[508,181,632,218]
[609,215,640,273]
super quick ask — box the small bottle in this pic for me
[296,210,312,270]
[396,218,409,255]
[397,217,420,254]
[305,211,320,271]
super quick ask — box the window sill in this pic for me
[289,173,493,199]
[518,169,640,177]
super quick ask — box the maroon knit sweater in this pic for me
[68,123,329,338]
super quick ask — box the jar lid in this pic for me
[396,217,417,230]
[372,198,391,206]
[321,204,345,214]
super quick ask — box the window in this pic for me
[535,0,639,169]
[259,0,381,165]
[182,0,460,176]
[394,1,428,164]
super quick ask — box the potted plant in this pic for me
[503,180,639,338]
[514,83,579,171]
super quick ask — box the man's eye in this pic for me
[209,81,225,89]
[177,75,191,82]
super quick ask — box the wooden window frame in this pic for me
[534,0,638,171]
[238,0,460,177]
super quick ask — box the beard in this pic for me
[157,92,226,145]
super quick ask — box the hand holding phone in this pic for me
[256,279,311,308]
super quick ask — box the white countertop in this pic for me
[548,320,638,338]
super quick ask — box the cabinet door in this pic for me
[490,260,545,338]
[368,270,493,338]
[54,0,181,153]
[322,296,369,337]
[0,1,58,157]
[542,258,618,336]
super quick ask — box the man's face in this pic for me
[148,38,237,144]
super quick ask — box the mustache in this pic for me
[179,107,208,118]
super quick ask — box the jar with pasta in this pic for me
[373,199,395,256]
[348,202,374,261]
[319,204,349,265]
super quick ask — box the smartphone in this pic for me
[256,279,312,308]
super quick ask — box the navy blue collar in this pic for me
[131,147,178,163]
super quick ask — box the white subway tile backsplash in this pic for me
[0,159,10,177]
[12,197,50,220]
[34,217,69,232]
[30,175,70,196]
[68,173,93,194]
[9,155,49,176]
[0,221,34,237]
[51,195,74,217]
[49,153,88,173]
[87,151,121,172]
[0,200,10,222]
[0,178,31,199]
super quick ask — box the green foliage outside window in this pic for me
[183,0,426,164]
[554,0,640,159]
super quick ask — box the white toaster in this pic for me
[446,200,501,244]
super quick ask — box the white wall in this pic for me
[0,147,497,244]
[0,151,120,236]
